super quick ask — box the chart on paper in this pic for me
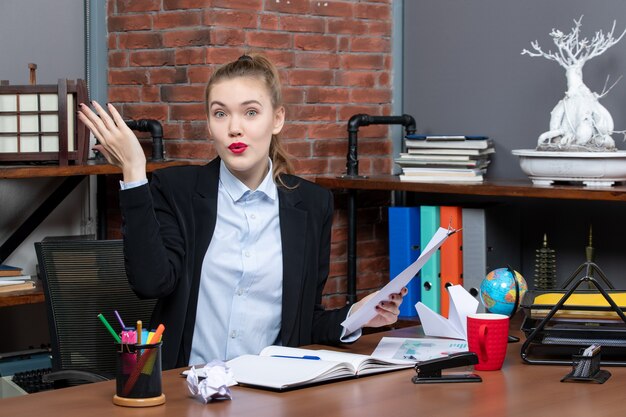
[372,337,468,362]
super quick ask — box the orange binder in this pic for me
[439,206,463,318]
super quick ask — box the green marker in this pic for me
[98,313,121,343]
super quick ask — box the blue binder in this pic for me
[388,207,421,317]
[420,206,441,313]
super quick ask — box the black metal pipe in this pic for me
[343,114,417,305]
[125,119,164,161]
[346,114,416,177]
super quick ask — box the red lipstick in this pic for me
[228,142,248,154]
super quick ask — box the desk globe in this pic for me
[480,268,528,316]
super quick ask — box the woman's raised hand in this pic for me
[77,101,147,183]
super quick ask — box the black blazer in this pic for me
[119,158,350,369]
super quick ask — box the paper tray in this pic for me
[520,289,626,365]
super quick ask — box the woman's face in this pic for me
[207,76,285,189]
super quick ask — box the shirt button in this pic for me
[244,251,251,257]
[230,330,237,339]
[236,288,243,296]
[250,213,256,219]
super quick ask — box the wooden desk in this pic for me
[2,326,624,417]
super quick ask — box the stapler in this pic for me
[412,352,482,384]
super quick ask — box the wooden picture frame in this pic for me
[0,79,89,166]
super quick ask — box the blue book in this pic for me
[420,206,440,313]
[388,207,421,317]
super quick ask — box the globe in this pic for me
[480,268,528,316]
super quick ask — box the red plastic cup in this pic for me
[467,313,509,371]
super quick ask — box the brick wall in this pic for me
[106,0,394,308]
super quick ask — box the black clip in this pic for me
[412,352,482,384]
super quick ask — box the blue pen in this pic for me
[271,355,321,360]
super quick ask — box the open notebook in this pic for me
[222,346,413,390]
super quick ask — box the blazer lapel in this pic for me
[278,183,307,343]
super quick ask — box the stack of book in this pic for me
[0,264,35,293]
[395,135,494,183]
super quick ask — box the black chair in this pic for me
[35,238,156,386]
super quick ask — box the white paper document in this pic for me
[372,337,468,362]
[415,285,479,340]
[341,227,455,335]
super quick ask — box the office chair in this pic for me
[35,238,156,386]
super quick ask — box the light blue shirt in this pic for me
[189,160,283,364]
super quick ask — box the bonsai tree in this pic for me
[522,16,626,151]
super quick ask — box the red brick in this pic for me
[130,50,176,67]
[330,241,347,259]
[149,67,188,84]
[280,15,325,33]
[260,50,295,68]
[245,31,291,49]
[288,105,336,121]
[280,123,308,140]
[355,3,390,20]
[116,0,160,13]
[118,32,163,49]
[142,85,161,102]
[283,140,311,157]
[108,86,141,102]
[166,140,215,159]
[355,271,387,291]
[295,53,339,69]
[340,54,384,70]
[163,29,212,47]
[211,28,245,46]
[108,51,128,67]
[161,85,206,102]
[175,48,206,65]
[321,294,347,309]
[351,37,390,53]
[309,1,354,17]
[204,10,257,28]
[323,276,347,293]
[335,71,377,87]
[338,37,350,52]
[121,104,168,121]
[338,105,383,121]
[259,14,278,30]
[182,122,209,139]
[170,103,207,121]
[108,34,118,49]
[162,123,182,140]
[357,124,388,139]
[327,19,368,35]
[188,67,213,84]
[367,20,392,36]
[108,14,152,32]
[307,87,351,104]
[350,88,392,104]
[162,0,211,10]
[109,69,148,85]
[265,0,308,14]
[371,157,392,174]
[282,87,304,104]
[288,70,333,86]
[211,0,262,10]
[292,158,330,175]
[378,72,390,87]
[153,11,203,29]
[294,34,337,51]
[206,47,244,64]
[313,140,346,157]
[308,123,345,140]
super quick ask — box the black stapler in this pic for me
[412,352,482,384]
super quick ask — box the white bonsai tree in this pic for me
[522,16,626,151]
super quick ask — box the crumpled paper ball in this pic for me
[186,360,237,403]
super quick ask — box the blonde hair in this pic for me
[205,53,295,188]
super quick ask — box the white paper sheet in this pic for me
[341,227,455,335]
[415,284,479,340]
[372,337,468,362]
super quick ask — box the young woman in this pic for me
[78,54,406,370]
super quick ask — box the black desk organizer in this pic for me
[520,260,626,366]
[561,347,611,383]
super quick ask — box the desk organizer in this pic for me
[520,261,626,366]
[561,348,611,383]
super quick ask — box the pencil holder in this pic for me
[561,347,611,384]
[113,342,166,407]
